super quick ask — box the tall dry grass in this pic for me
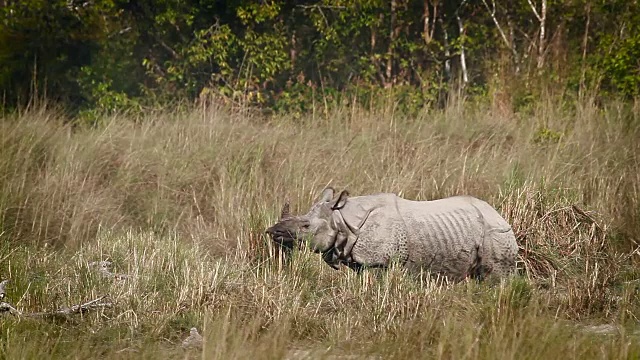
[0,95,639,358]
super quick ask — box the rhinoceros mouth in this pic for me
[265,226,297,246]
[321,249,341,270]
[272,235,294,245]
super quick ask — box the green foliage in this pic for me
[502,276,534,311]
[504,162,527,191]
[533,127,564,145]
[0,0,113,109]
[598,31,640,98]
[0,0,639,114]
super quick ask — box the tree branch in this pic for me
[386,0,398,88]
[155,37,181,60]
[423,0,432,45]
[26,295,112,318]
[526,0,542,21]
[537,0,547,69]
[527,0,547,70]
[296,4,347,10]
[481,0,520,69]
[455,9,469,84]
[481,0,515,55]
[579,3,591,96]
[1,293,113,319]
[438,12,451,80]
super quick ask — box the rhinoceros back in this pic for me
[349,194,516,280]
[393,196,486,279]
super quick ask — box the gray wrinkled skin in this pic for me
[266,188,518,282]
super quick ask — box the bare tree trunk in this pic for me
[539,0,547,69]
[423,0,433,44]
[372,14,387,86]
[431,0,438,42]
[456,12,469,84]
[386,0,397,88]
[507,19,520,74]
[422,0,438,45]
[371,25,377,51]
[372,14,387,87]
[438,13,451,81]
[290,32,297,67]
[481,0,520,73]
[579,3,591,97]
[527,0,547,70]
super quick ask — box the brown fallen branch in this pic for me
[1,279,112,319]
[1,259,125,319]
[571,204,603,231]
[25,294,113,318]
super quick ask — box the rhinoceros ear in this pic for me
[319,187,335,202]
[280,201,291,219]
[331,190,349,210]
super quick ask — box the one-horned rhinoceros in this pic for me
[265,188,518,282]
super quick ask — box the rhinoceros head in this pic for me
[266,187,349,254]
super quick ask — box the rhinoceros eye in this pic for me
[301,223,310,230]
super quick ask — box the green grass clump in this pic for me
[1,96,639,358]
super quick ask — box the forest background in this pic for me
[1,0,639,116]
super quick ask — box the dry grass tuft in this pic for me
[1,96,639,358]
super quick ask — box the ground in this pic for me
[1,97,639,358]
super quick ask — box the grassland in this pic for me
[0,94,639,359]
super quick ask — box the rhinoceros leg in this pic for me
[463,244,494,281]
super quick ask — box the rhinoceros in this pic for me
[265,188,518,282]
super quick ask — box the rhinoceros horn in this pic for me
[280,201,291,219]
